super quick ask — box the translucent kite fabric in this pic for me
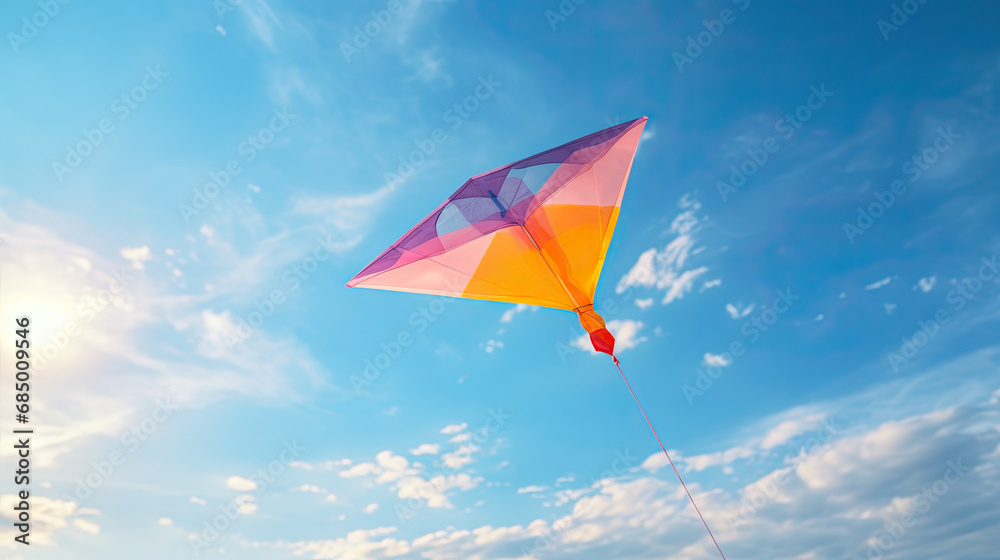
[348,117,648,354]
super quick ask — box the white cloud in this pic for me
[481,339,504,353]
[226,476,259,492]
[609,320,648,351]
[119,245,152,269]
[363,503,379,514]
[70,255,92,271]
[865,277,893,290]
[916,276,937,292]
[158,517,173,526]
[703,352,732,367]
[72,518,100,535]
[617,241,709,305]
[293,485,328,494]
[409,443,441,456]
[635,298,654,310]
[725,303,755,319]
[291,458,353,471]
[440,423,467,434]
[0,495,79,545]
[395,473,482,509]
[288,527,407,559]
[884,302,897,315]
[517,485,548,494]
[190,497,207,506]
[339,462,378,478]
[500,303,530,323]
[760,414,827,449]
[617,196,715,305]
[333,451,416,484]
[670,206,700,235]
[640,450,679,474]
[441,444,480,470]
[375,451,412,483]
[700,279,722,292]
[683,446,755,472]
[236,495,258,515]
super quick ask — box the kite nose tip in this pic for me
[575,304,615,356]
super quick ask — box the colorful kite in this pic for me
[348,117,726,559]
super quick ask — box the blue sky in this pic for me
[1,1,999,558]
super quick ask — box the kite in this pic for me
[347,117,726,559]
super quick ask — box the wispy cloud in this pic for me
[617,195,714,305]
[916,276,936,292]
[865,277,893,290]
[725,302,755,319]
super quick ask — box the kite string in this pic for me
[612,356,727,560]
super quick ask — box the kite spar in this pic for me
[347,117,725,559]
